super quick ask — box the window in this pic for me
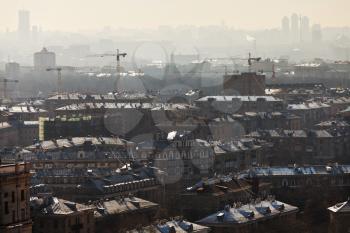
[21,190,25,201]
[21,209,25,220]
[4,202,9,214]
[54,220,58,228]
[4,192,8,198]
[12,192,15,203]
[12,210,15,222]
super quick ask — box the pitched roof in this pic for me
[197,200,298,226]
[328,199,350,213]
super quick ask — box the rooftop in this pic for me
[240,164,350,177]
[93,197,158,218]
[127,219,209,233]
[328,199,350,213]
[55,102,197,111]
[48,93,154,101]
[248,129,333,138]
[8,105,47,113]
[0,162,30,176]
[26,136,132,151]
[196,96,282,102]
[197,199,298,226]
[185,175,268,197]
[31,195,93,215]
[287,102,330,110]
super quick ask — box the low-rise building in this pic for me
[240,164,350,208]
[248,129,340,164]
[212,139,268,172]
[93,196,159,232]
[45,92,154,114]
[31,194,95,233]
[0,121,39,147]
[196,96,284,117]
[287,102,331,127]
[196,199,298,233]
[223,72,266,96]
[28,162,162,204]
[0,162,32,233]
[127,218,210,233]
[328,199,350,233]
[136,131,214,187]
[7,105,47,121]
[179,175,271,220]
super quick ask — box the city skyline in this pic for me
[0,0,349,31]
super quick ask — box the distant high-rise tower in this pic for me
[17,10,30,40]
[5,62,20,79]
[34,47,56,71]
[291,13,299,43]
[312,24,323,43]
[31,25,38,43]
[300,16,310,42]
[281,16,290,41]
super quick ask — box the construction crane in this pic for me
[0,78,19,99]
[88,49,127,91]
[207,53,262,73]
[46,66,75,94]
[247,53,261,67]
[46,67,63,94]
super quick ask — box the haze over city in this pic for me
[1,1,350,233]
[0,0,350,31]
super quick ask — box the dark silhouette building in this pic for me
[223,72,265,96]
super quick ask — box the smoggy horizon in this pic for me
[1,0,350,31]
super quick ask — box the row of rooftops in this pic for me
[323,96,350,104]
[56,102,197,111]
[0,120,38,130]
[6,105,47,113]
[248,129,334,138]
[196,198,298,226]
[241,164,350,177]
[31,194,204,232]
[30,194,158,216]
[186,174,255,195]
[196,96,282,102]
[212,138,263,154]
[127,219,208,233]
[30,162,157,182]
[316,120,350,128]
[287,102,330,110]
[47,93,154,101]
[212,111,300,122]
[26,137,133,151]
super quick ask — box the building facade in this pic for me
[0,163,32,233]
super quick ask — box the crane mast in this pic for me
[46,67,63,94]
[0,78,19,99]
[88,49,127,91]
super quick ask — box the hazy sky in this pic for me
[1,0,350,31]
